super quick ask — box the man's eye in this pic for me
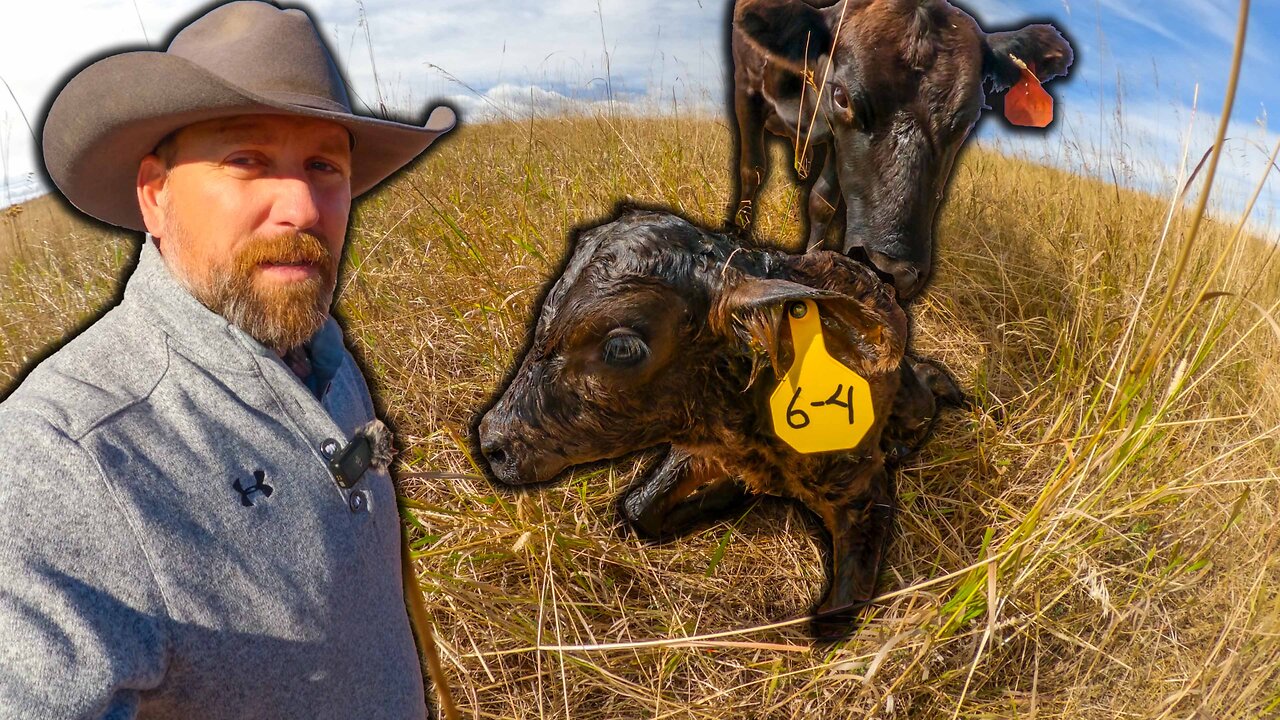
[310,160,343,174]
[227,155,264,168]
[601,332,649,368]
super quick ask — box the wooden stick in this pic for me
[400,522,461,720]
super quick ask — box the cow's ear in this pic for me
[711,274,904,380]
[735,0,835,74]
[983,24,1074,91]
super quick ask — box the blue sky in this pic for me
[968,0,1279,226]
[1,1,1276,229]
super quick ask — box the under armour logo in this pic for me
[232,469,273,507]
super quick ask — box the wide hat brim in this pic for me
[42,50,456,232]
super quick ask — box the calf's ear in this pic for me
[983,24,1074,90]
[735,0,835,74]
[711,275,904,380]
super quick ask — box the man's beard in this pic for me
[167,225,338,353]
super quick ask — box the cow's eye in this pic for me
[832,85,850,110]
[602,331,649,368]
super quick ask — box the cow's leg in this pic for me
[621,446,752,540]
[810,463,894,640]
[805,143,842,253]
[732,87,769,232]
[883,357,967,466]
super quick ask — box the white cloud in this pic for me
[0,0,729,204]
[1095,0,1181,45]
[440,82,720,124]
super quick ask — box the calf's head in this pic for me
[735,0,1073,296]
[478,210,906,486]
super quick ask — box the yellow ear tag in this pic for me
[768,300,875,454]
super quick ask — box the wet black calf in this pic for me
[477,210,960,636]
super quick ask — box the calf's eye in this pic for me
[602,332,650,368]
[832,85,850,110]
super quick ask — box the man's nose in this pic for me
[271,175,322,230]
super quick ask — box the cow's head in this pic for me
[735,0,1073,297]
[477,210,905,486]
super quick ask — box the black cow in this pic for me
[731,0,1073,297]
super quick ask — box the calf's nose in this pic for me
[478,414,519,484]
[481,435,508,468]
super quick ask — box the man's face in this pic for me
[137,114,353,353]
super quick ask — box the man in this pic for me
[0,2,455,718]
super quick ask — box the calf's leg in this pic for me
[621,446,752,540]
[811,464,895,639]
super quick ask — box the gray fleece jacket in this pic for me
[0,240,426,719]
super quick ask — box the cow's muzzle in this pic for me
[866,250,926,300]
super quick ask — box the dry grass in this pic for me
[3,113,1279,719]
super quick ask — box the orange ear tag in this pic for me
[768,300,876,454]
[1004,57,1053,128]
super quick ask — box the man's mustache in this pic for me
[233,230,334,273]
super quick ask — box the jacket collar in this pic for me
[123,237,345,388]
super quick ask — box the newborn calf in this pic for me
[478,210,957,634]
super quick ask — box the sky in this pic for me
[1,0,1277,231]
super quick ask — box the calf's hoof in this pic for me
[884,441,917,468]
[910,357,968,409]
[620,485,667,540]
[808,600,869,642]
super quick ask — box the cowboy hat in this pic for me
[41,0,456,231]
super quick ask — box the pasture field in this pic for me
[2,114,1279,719]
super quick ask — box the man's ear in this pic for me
[711,274,904,380]
[983,24,1074,91]
[136,154,169,237]
[735,0,836,74]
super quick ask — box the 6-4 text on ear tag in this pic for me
[768,300,875,454]
[1004,55,1053,128]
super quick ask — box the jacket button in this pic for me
[320,438,340,459]
[348,489,369,514]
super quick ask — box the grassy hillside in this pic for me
[3,116,1279,719]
